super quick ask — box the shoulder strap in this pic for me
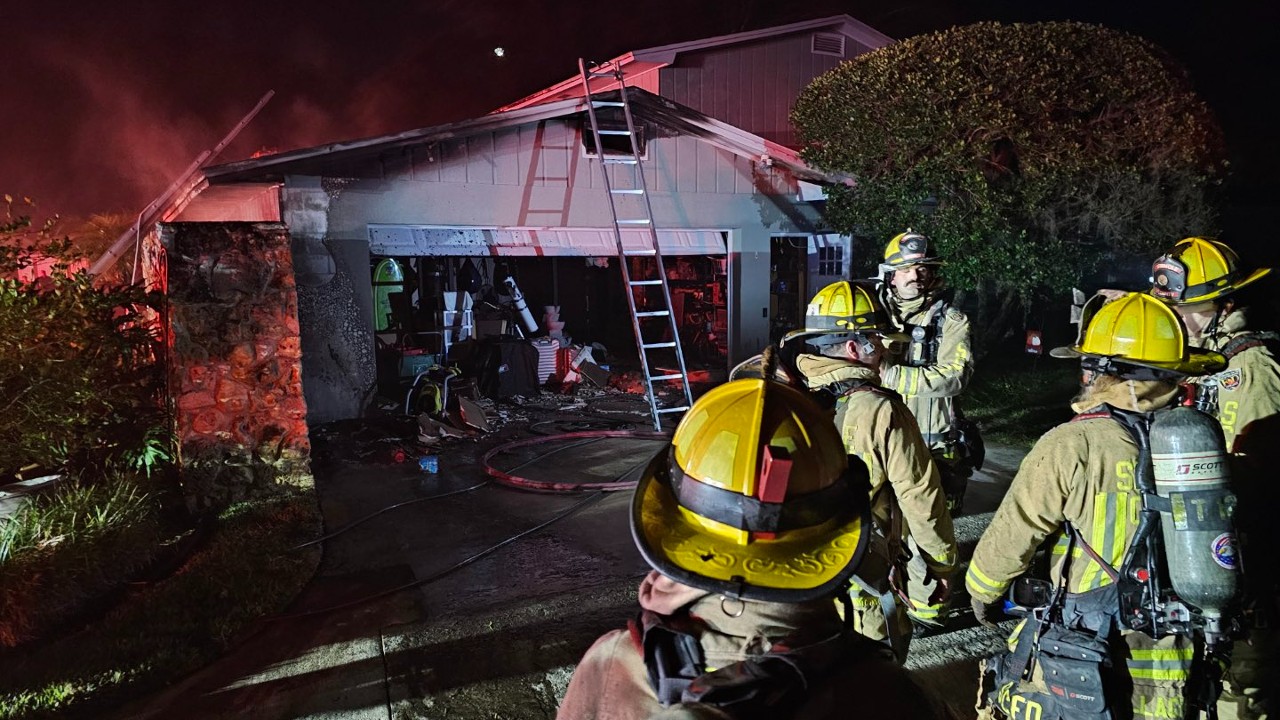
[1220,331,1280,360]
[682,629,874,719]
[640,609,706,706]
[1066,522,1121,584]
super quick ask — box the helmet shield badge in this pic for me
[1151,255,1189,303]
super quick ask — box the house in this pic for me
[165,15,895,426]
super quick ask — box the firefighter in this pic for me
[1149,237,1278,720]
[967,292,1228,720]
[877,230,976,635]
[878,231,976,517]
[556,379,948,720]
[786,280,957,658]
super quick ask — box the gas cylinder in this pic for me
[1149,405,1238,632]
[503,276,538,334]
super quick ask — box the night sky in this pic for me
[2,0,1276,233]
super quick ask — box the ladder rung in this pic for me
[623,249,657,256]
[604,158,639,164]
[592,101,625,107]
[635,311,670,317]
[656,406,691,414]
[630,280,663,286]
[649,374,684,381]
[617,219,651,225]
[610,188,645,194]
[598,130,631,136]
[589,71,616,78]
[642,342,677,348]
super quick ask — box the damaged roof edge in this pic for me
[203,88,846,186]
[204,96,591,183]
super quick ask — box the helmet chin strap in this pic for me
[1203,300,1229,341]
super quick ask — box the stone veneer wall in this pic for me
[159,222,311,507]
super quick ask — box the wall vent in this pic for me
[811,32,846,57]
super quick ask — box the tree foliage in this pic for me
[792,21,1226,301]
[0,197,170,479]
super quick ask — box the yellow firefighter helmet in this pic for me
[780,280,904,348]
[631,379,870,601]
[1149,237,1272,305]
[1051,292,1225,376]
[883,230,942,269]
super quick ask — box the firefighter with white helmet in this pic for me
[786,280,957,659]
[1150,237,1278,720]
[878,231,976,518]
[556,379,948,719]
[968,292,1229,720]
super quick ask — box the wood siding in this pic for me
[658,33,871,147]
[395,118,795,199]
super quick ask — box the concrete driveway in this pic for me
[116,398,1027,720]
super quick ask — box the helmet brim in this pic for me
[630,447,870,603]
[1049,345,1227,376]
[1153,266,1273,305]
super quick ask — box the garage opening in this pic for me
[366,230,728,408]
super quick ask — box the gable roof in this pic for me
[204,87,839,185]
[497,14,894,112]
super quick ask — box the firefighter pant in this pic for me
[848,589,912,661]
[905,536,952,629]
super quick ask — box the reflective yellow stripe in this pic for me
[1130,667,1191,681]
[1007,618,1026,650]
[1078,493,1109,591]
[1131,648,1194,661]
[1129,644,1193,682]
[908,606,941,618]
[909,368,919,396]
[967,562,1004,595]
[1111,492,1129,570]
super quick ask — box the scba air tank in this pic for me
[1150,406,1239,623]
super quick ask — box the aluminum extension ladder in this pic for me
[578,58,693,431]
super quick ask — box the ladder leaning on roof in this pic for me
[577,58,693,431]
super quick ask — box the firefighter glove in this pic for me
[971,596,1001,628]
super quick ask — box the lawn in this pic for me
[964,350,1080,449]
[0,489,321,720]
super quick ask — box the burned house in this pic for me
[166,15,893,426]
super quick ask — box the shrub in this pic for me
[792,22,1226,348]
[0,198,170,479]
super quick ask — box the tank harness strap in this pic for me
[639,609,707,705]
[1065,521,1121,584]
[1219,331,1280,360]
[643,613,879,716]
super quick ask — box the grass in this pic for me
[0,478,162,648]
[0,488,322,720]
[964,351,1081,449]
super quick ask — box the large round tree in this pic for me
[792,21,1226,347]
